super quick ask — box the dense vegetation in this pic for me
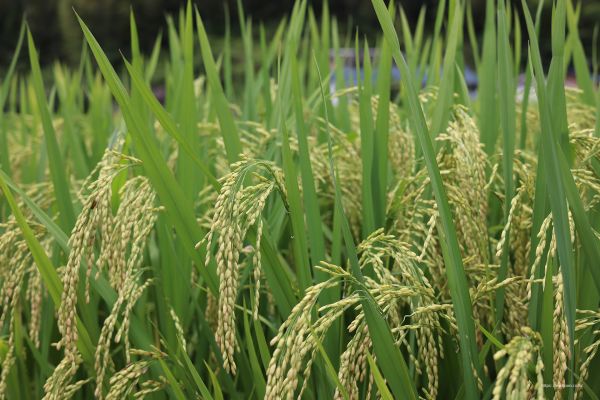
[1,0,600,399]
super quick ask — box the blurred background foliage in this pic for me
[1,0,599,71]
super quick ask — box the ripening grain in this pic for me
[0,0,599,399]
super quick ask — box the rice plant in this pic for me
[1,0,600,398]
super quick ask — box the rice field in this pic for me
[1,0,600,398]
